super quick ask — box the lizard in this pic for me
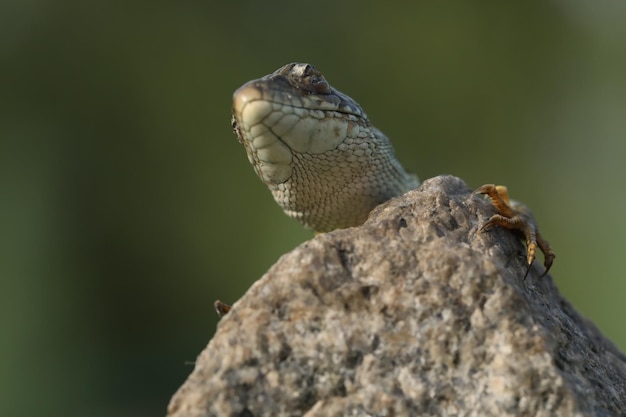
[217,62,555,316]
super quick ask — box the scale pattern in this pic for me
[232,63,419,232]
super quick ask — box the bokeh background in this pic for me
[3,1,625,415]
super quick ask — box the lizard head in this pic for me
[232,62,366,186]
[231,63,418,232]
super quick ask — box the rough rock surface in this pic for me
[168,175,626,417]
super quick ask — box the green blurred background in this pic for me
[2,1,625,415]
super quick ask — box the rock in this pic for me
[167,175,626,417]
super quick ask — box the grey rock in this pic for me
[167,175,626,417]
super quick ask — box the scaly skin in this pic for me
[230,63,554,289]
[231,63,419,232]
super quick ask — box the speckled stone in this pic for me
[167,175,626,417]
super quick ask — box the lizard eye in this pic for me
[285,63,331,95]
[308,74,330,94]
